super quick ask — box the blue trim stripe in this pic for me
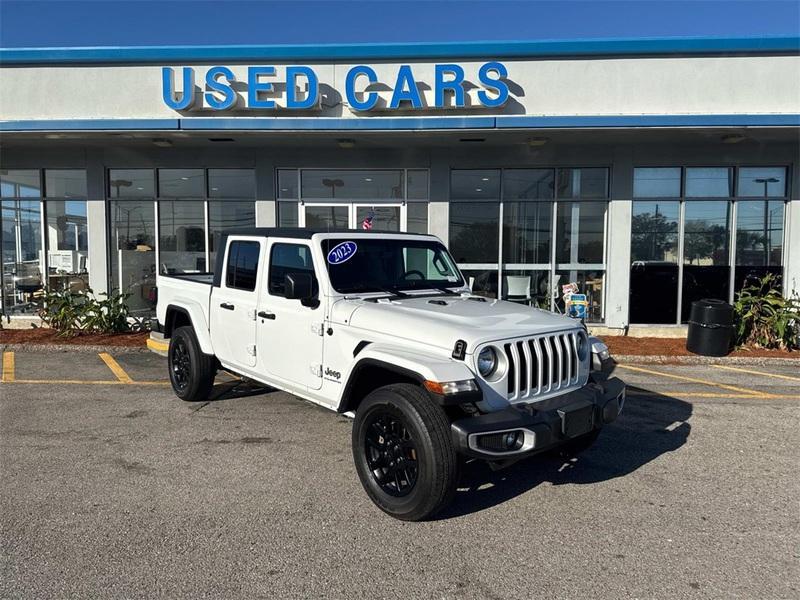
[1,36,798,65]
[1,115,798,133]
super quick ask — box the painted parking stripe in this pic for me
[617,364,772,398]
[98,353,134,384]
[712,364,800,383]
[2,352,15,383]
[1,379,170,385]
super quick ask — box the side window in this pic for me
[269,243,316,296]
[225,241,260,291]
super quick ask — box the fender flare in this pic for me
[164,303,214,355]
[338,344,479,412]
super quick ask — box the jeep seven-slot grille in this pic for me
[503,332,581,401]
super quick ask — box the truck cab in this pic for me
[156,228,624,521]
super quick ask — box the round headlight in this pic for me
[477,347,498,378]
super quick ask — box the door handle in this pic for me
[220,302,235,310]
[258,311,276,320]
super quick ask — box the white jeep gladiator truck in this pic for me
[156,228,625,521]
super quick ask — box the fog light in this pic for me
[504,432,520,449]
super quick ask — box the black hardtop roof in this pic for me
[223,227,435,239]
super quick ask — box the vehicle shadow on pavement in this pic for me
[438,391,692,520]
[207,380,278,402]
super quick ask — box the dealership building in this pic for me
[1,37,798,333]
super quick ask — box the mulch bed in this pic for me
[0,328,149,348]
[603,336,797,359]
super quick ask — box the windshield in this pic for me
[322,237,465,294]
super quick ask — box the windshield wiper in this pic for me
[342,283,409,299]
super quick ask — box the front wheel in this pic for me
[168,326,216,402]
[352,384,458,521]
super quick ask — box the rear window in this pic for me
[225,241,260,291]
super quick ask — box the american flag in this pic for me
[362,209,375,230]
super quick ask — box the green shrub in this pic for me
[37,288,148,337]
[733,274,800,351]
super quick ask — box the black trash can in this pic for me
[686,299,734,356]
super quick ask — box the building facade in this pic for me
[1,37,798,333]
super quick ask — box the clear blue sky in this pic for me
[1,0,798,48]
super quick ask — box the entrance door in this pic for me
[300,203,406,231]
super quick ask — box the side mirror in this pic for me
[284,272,316,303]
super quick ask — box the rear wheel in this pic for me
[168,326,216,402]
[352,384,458,521]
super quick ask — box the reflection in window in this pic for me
[158,201,206,274]
[209,201,256,259]
[109,169,155,198]
[557,168,608,199]
[736,201,784,267]
[301,170,403,199]
[356,206,400,231]
[502,169,554,200]
[683,202,730,265]
[278,202,298,227]
[406,202,428,234]
[1,170,40,197]
[158,169,204,197]
[304,205,349,229]
[633,167,681,198]
[208,169,255,198]
[503,201,552,264]
[1,199,43,314]
[449,202,499,263]
[45,170,87,198]
[685,167,732,198]
[407,170,429,200]
[737,167,787,198]
[45,200,89,293]
[631,201,679,263]
[277,169,299,199]
[556,202,605,264]
[462,269,498,299]
[110,200,156,316]
[450,170,500,200]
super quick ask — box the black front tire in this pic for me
[352,383,458,521]
[168,326,216,402]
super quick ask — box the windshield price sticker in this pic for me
[327,241,358,265]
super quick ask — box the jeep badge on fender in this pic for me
[156,228,625,521]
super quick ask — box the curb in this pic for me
[0,343,150,354]
[146,337,169,357]
[615,354,799,366]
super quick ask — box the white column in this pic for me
[785,199,800,298]
[85,152,108,294]
[604,149,634,330]
[255,151,276,227]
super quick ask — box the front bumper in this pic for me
[451,377,625,460]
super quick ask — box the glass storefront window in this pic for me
[304,205,349,228]
[1,170,40,197]
[45,170,87,198]
[685,167,732,197]
[502,201,552,264]
[406,202,428,234]
[45,199,89,293]
[449,202,500,263]
[633,168,681,198]
[450,170,500,200]
[502,269,552,308]
[158,200,207,274]
[462,269,498,299]
[278,201,298,227]
[159,169,205,197]
[733,200,785,294]
[556,269,605,322]
[209,201,256,258]
[355,205,400,231]
[109,200,156,316]
[301,170,403,199]
[556,202,605,264]
[503,169,554,200]
[630,201,680,324]
[208,169,255,198]
[277,169,299,198]
[109,169,154,198]
[1,199,42,314]
[737,167,787,197]
[557,168,608,199]
[407,170,429,200]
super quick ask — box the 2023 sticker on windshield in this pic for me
[327,241,358,265]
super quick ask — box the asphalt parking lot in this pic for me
[1,350,798,599]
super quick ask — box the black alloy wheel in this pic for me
[170,335,191,392]
[168,326,216,402]
[364,410,419,497]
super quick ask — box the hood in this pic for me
[339,295,582,353]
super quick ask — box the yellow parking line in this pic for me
[630,390,795,399]
[98,353,133,384]
[2,352,15,383]
[2,379,170,386]
[712,364,800,383]
[617,364,772,398]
